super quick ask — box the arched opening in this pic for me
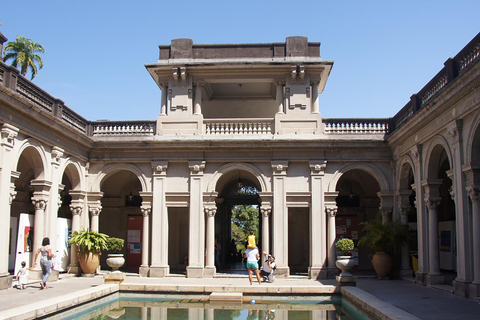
[335,168,381,274]
[216,170,261,274]
[99,169,143,272]
[10,147,45,275]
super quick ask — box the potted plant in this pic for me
[335,238,356,278]
[106,237,125,272]
[358,217,409,279]
[67,229,109,275]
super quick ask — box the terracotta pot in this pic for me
[335,256,356,277]
[106,254,125,272]
[370,252,393,279]
[78,252,101,274]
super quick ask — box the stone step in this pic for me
[209,292,243,303]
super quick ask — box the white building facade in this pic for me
[0,35,479,298]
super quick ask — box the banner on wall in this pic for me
[9,217,18,272]
[55,218,71,272]
[14,213,34,275]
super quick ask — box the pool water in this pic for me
[45,293,372,320]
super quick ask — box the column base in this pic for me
[186,266,204,278]
[327,267,338,279]
[274,267,289,279]
[0,273,12,290]
[416,272,427,285]
[204,266,215,278]
[426,273,444,285]
[309,267,327,280]
[29,269,59,281]
[139,265,150,277]
[469,282,480,298]
[399,268,414,278]
[67,265,81,275]
[453,279,470,297]
[150,266,169,278]
[336,275,357,286]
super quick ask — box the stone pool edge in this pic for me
[0,284,119,320]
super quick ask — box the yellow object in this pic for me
[247,235,256,248]
[411,253,418,275]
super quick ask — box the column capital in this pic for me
[204,206,217,217]
[189,160,205,175]
[32,199,47,210]
[326,207,337,217]
[89,206,102,217]
[271,161,288,175]
[69,205,83,216]
[141,207,151,217]
[467,185,480,202]
[410,144,423,162]
[424,197,442,210]
[309,160,327,175]
[260,206,272,217]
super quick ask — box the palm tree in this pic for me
[3,36,45,79]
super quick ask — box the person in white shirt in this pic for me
[260,252,276,283]
[244,246,262,285]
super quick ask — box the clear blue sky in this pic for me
[1,1,479,121]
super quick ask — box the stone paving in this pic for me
[0,273,479,319]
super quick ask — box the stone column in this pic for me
[139,191,152,277]
[260,206,271,255]
[187,161,206,278]
[31,180,52,268]
[309,161,327,279]
[311,81,320,114]
[150,162,169,277]
[0,124,19,289]
[324,192,339,276]
[194,82,204,115]
[397,189,413,277]
[275,81,284,114]
[411,145,427,285]
[467,185,480,297]
[271,161,289,277]
[68,205,82,274]
[204,205,216,278]
[160,83,168,115]
[422,179,443,285]
[47,147,64,249]
[447,120,472,297]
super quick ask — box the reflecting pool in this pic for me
[45,293,372,320]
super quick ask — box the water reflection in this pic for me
[51,296,363,320]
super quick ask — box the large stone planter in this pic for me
[370,251,393,279]
[336,256,356,277]
[106,254,125,272]
[78,252,101,275]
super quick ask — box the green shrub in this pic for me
[335,238,354,256]
[107,237,125,254]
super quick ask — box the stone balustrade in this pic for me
[205,119,273,135]
[91,121,156,136]
[323,118,390,134]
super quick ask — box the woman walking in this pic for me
[33,237,53,289]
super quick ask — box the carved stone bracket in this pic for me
[189,161,205,175]
[51,146,64,166]
[153,161,168,176]
[1,123,19,149]
[172,66,187,84]
[272,161,288,175]
[310,160,327,176]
